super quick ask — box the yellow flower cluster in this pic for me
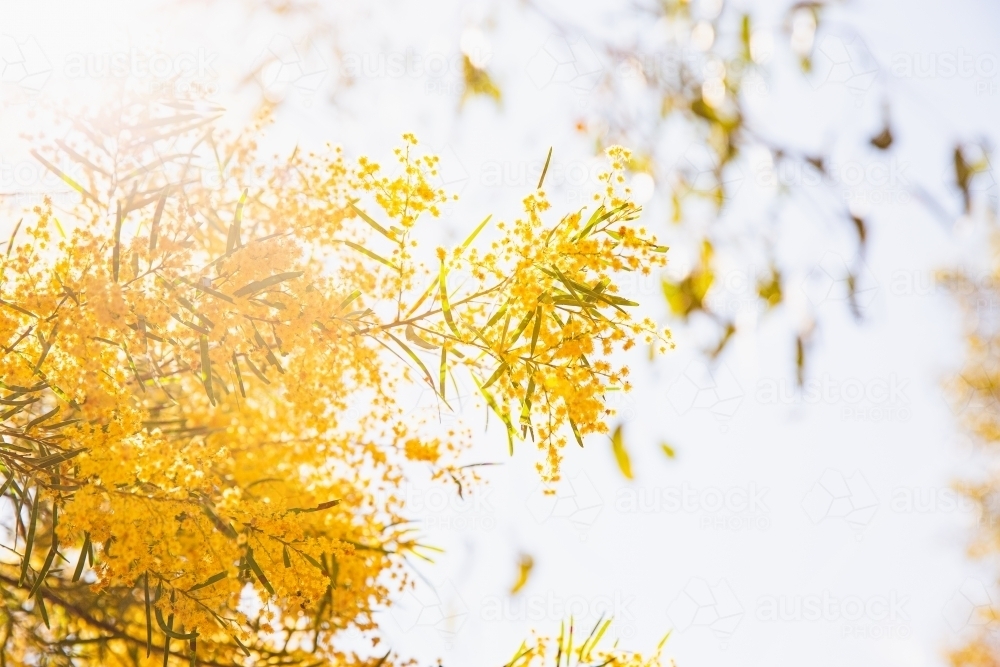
[0,100,669,664]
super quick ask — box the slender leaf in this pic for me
[458,214,492,255]
[227,188,248,254]
[245,548,275,596]
[341,240,398,270]
[231,353,246,398]
[19,493,39,586]
[611,425,633,479]
[71,533,91,583]
[537,147,553,189]
[149,189,167,251]
[439,347,448,398]
[200,335,214,403]
[30,150,99,203]
[156,607,199,639]
[113,201,123,282]
[233,271,303,298]
[27,539,57,598]
[6,218,22,258]
[349,201,392,239]
[385,332,435,390]
[145,572,152,656]
[36,590,48,628]
[243,354,271,385]
[337,289,362,312]
[188,570,227,592]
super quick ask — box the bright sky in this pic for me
[2,1,999,665]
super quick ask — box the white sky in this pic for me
[2,1,999,665]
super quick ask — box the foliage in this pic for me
[504,620,670,667]
[0,96,669,665]
[945,260,1000,666]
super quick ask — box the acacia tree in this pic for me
[0,94,670,665]
[233,0,991,377]
[946,260,1000,667]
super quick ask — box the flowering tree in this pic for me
[0,97,669,665]
[946,264,1000,667]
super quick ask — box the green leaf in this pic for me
[537,147,553,190]
[337,289,362,312]
[73,532,91,583]
[170,313,210,336]
[405,324,439,350]
[19,494,39,586]
[528,306,542,357]
[30,150,99,204]
[36,590,48,628]
[200,504,237,539]
[507,309,535,347]
[484,301,509,329]
[473,374,515,455]
[231,353,246,398]
[439,347,448,398]
[233,271,303,298]
[611,425,633,480]
[113,201,123,283]
[243,354,271,385]
[569,418,585,448]
[188,570,227,592]
[227,188,248,255]
[27,540,57,598]
[349,201,392,239]
[520,378,536,430]
[233,634,251,657]
[251,325,284,373]
[287,499,341,514]
[144,573,152,657]
[458,214,492,255]
[156,607,199,639]
[150,189,167,252]
[481,362,508,391]
[200,335,214,404]
[0,298,38,318]
[574,204,625,241]
[245,548,275,596]
[25,406,59,431]
[282,545,292,568]
[183,278,235,304]
[6,217,22,258]
[581,618,612,661]
[385,332,436,390]
[439,261,460,337]
[340,240,399,270]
